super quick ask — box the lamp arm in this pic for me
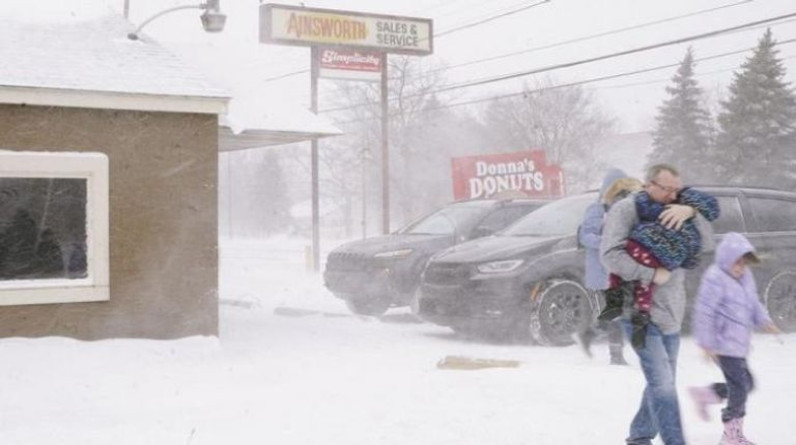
[128,3,207,39]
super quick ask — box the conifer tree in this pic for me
[647,47,713,182]
[256,149,293,235]
[716,29,796,188]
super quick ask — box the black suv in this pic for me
[324,198,548,316]
[417,186,796,345]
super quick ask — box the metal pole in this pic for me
[380,53,390,234]
[227,153,233,238]
[310,47,321,272]
[361,147,368,239]
[128,4,203,39]
[123,0,130,19]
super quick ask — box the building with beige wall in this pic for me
[0,16,229,339]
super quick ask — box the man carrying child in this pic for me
[600,164,716,445]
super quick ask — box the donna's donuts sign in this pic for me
[451,150,565,200]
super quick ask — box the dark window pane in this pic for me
[503,193,595,237]
[398,201,492,236]
[474,206,537,236]
[749,197,796,232]
[712,196,745,234]
[0,178,87,281]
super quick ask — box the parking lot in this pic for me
[216,236,795,445]
[0,237,789,444]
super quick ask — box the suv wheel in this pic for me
[409,287,421,316]
[345,295,391,316]
[764,271,796,332]
[529,279,594,346]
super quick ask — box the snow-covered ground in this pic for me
[1,236,792,444]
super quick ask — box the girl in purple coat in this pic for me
[689,232,780,445]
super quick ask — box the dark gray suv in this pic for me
[324,198,548,316]
[417,186,796,346]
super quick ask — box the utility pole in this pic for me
[380,53,390,234]
[310,47,321,272]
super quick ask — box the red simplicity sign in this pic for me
[451,150,565,200]
[319,48,382,81]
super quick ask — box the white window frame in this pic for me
[0,151,109,305]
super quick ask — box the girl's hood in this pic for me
[715,232,757,273]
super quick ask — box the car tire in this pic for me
[344,295,391,317]
[529,278,594,347]
[409,287,424,319]
[764,270,796,333]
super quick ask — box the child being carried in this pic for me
[598,187,720,348]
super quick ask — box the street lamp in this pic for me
[127,0,226,40]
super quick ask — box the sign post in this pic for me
[310,46,320,271]
[260,4,433,269]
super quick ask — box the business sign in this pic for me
[319,49,382,81]
[451,150,565,200]
[260,4,433,55]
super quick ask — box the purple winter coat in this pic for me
[692,232,772,358]
[579,168,627,290]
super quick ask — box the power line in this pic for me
[329,37,796,125]
[269,18,796,111]
[261,68,310,82]
[598,54,795,90]
[418,0,513,20]
[258,0,751,84]
[422,0,539,25]
[408,0,468,15]
[258,0,551,83]
[434,0,551,38]
[320,11,796,114]
[421,0,754,76]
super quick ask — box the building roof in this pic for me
[219,98,343,151]
[0,11,342,148]
[0,15,229,114]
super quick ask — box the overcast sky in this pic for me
[5,0,796,133]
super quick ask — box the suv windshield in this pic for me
[502,193,595,237]
[398,201,492,235]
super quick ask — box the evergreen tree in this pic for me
[647,47,713,182]
[716,29,796,188]
[230,149,293,238]
[256,149,293,236]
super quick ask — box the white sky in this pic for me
[129,0,796,133]
[4,0,795,132]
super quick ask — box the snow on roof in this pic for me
[0,4,340,146]
[0,14,229,114]
[219,97,343,150]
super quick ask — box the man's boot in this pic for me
[687,386,722,421]
[609,345,628,365]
